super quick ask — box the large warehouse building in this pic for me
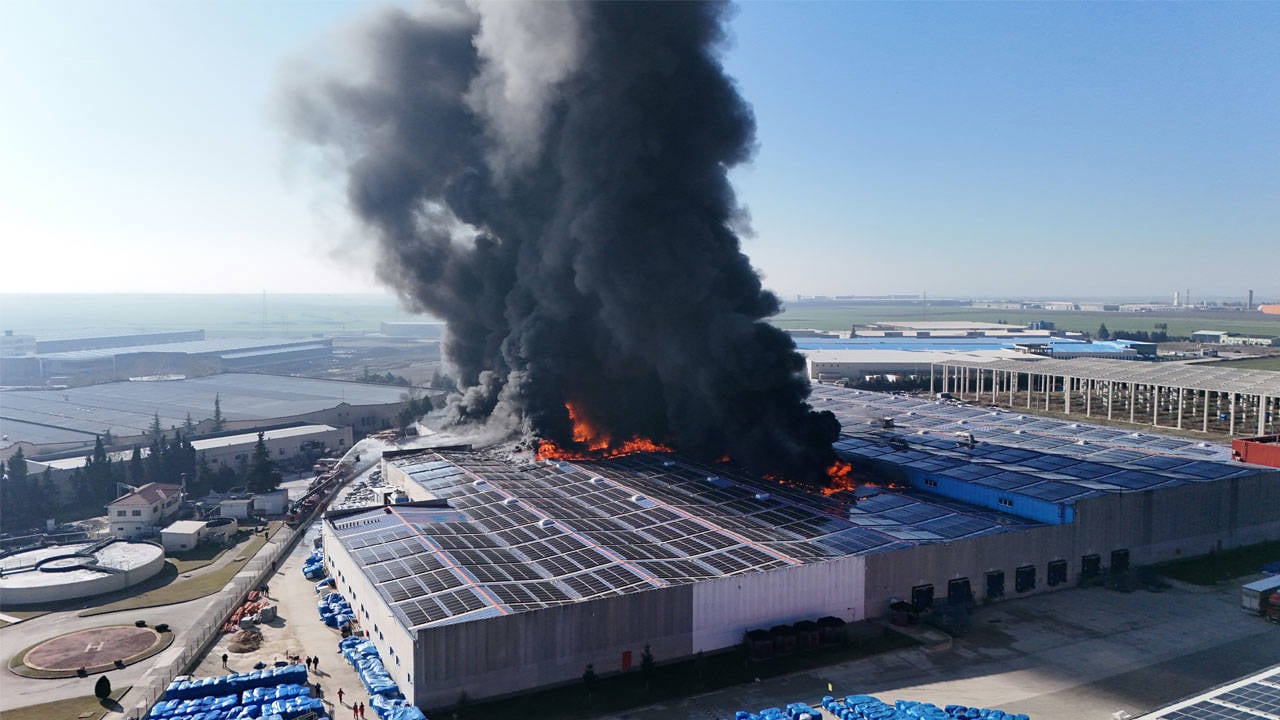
[320,383,1280,711]
[1,373,417,461]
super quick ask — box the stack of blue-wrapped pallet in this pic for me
[151,666,326,720]
[336,636,427,720]
[734,702,820,720]
[302,550,326,580]
[317,591,354,629]
[812,695,1030,720]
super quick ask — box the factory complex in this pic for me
[317,383,1280,710]
[0,373,415,460]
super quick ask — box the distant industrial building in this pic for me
[932,356,1279,437]
[1191,330,1278,347]
[0,333,337,387]
[0,330,37,357]
[320,383,1279,710]
[26,424,352,498]
[380,322,445,339]
[799,336,1153,382]
[2,373,416,461]
[34,330,206,354]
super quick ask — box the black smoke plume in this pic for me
[287,1,840,484]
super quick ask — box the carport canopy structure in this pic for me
[931,357,1280,437]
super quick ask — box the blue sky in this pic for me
[1,1,1276,301]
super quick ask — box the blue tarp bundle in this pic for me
[335,637,419,719]
[241,684,311,705]
[264,696,325,720]
[162,665,308,701]
[314,577,335,593]
[368,692,428,720]
[805,695,1030,720]
[318,590,353,628]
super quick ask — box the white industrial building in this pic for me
[319,386,1280,711]
[161,520,209,552]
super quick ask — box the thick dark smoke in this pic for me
[287,1,840,484]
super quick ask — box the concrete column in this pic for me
[1153,385,1161,427]
[1203,390,1210,432]
[1229,392,1237,435]
[930,364,935,394]
[1044,374,1051,411]
[1107,381,1114,420]
[1065,376,1072,415]
[1009,370,1016,406]
[1259,394,1267,436]
[1027,373,1033,409]
[1085,378,1093,417]
[1177,386,1185,429]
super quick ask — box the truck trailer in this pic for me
[1240,575,1280,614]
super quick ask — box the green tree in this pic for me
[6,447,28,482]
[94,675,111,700]
[244,432,282,493]
[39,466,58,519]
[149,413,164,446]
[128,446,144,484]
[184,412,195,434]
[213,393,224,432]
[1097,323,1110,340]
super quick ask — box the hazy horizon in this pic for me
[1,2,1277,299]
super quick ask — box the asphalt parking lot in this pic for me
[613,579,1280,720]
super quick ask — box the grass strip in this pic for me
[0,686,129,720]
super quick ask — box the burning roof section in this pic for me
[327,449,1032,632]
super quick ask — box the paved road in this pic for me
[612,580,1280,720]
[0,530,283,712]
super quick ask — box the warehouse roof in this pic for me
[35,337,329,362]
[0,373,411,439]
[934,357,1280,397]
[329,449,1034,631]
[814,385,1270,514]
[1139,663,1280,719]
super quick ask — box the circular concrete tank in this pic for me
[0,539,166,606]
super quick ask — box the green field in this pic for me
[772,302,1280,339]
[1207,356,1280,371]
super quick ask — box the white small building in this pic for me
[253,489,289,516]
[107,483,183,539]
[161,520,209,552]
[219,497,255,520]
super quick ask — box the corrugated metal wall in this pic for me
[412,585,694,709]
[691,556,866,651]
[864,469,1280,614]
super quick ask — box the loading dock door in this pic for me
[947,577,972,606]
[985,570,1005,600]
[911,584,934,610]
[1081,554,1101,582]
[1111,549,1130,574]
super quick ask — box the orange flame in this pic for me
[535,402,672,461]
[821,461,857,496]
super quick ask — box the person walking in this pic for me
[357,702,365,719]
[221,653,228,668]
[313,655,320,671]
[337,688,345,705]
[352,703,359,720]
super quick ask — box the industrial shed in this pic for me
[321,384,1280,711]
